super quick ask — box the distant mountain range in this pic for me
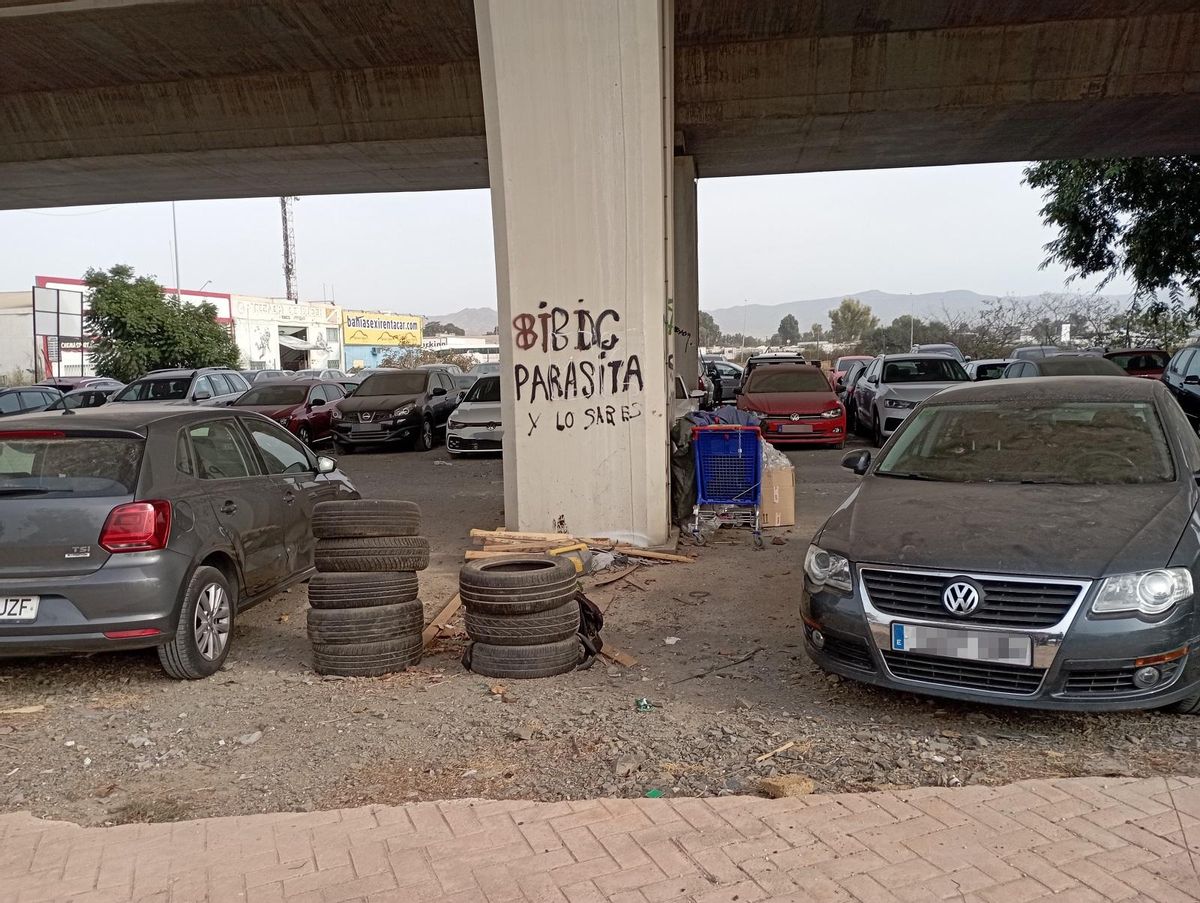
[424,290,1139,339]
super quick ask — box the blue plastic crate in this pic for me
[692,425,761,507]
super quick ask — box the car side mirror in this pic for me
[193,389,212,401]
[431,386,447,396]
[316,455,336,475]
[841,449,871,475]
[310,398,326,407]
[835,377,846,389]
[1185,375,1200,386]
[866,376,878,385]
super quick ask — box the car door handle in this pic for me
[283,491,296,506]
[220,501,238,515]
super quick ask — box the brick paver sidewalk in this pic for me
[3,777,1199,903]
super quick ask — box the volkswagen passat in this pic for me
[803,376,1200,714]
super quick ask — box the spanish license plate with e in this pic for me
[0,596,39,622]
[891,622,1032,667]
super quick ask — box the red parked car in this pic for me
[827,354,874,391]
[228,378,346,447]
[1104,348,1169,379]
[737,363,846,448]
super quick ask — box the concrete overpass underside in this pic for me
[2,0,1198,209]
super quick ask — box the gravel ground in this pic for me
[1,441,1198,827]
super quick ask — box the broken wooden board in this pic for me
[600,647,638,668]
[421,593,462,647]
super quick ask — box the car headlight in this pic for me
[885,398,916,409]
[448,419,463,430]
[393,405,413,418]
[820,407,842,419]
[804,544,853,593]
[331,409,342,421]
[1093,568,1193,616]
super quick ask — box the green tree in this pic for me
[1024,157,1200,308]
[85,264,240,382]
[777,314,800,344]
[828,297,880,344]
[698,310,722,346]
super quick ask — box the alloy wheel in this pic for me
[193,583,231,661]
[421,420,433,450]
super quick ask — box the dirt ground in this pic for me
[2,440,1198,828]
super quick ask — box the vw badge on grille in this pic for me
[359,412,374,423]
[942,580,981,616]
[789,412,801,422]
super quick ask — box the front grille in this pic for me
[883,651,1045,695]
[862,569,1081,629]
[807,627,875,672]
[448,437,501,451]
[1063,660,1183,696]
[358,412,375,423]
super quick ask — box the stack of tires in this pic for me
[460,556,585,679]
[307,500,429,677]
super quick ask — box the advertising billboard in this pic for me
[341,310,423,347]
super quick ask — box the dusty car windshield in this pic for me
[357,372,427,396]
[746,368,830,393]
[876,402,1174,484]
[0,437,143,497]
[882,359,969,383]
[236,385,308,406]
[464,376,501,403]
[113,378,189,401]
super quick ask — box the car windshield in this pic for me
[46,392,108,411]
[834,357,867,371]
[464,376,501,403]
[1108,351,1169,370]
[0,436,143,497]
[471,363,500,376]
[1038,357,1125,376]
[882,358,968,383]
[113,378,189,401]
[876,401,1174,484]
[973,363,1008,381]
[235,385,308,406]
[746,368,830,393]
[357,372,428,396]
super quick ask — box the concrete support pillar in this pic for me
[671,155,698,389]
[477,0,673,545]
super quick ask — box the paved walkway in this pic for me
[3,777,1199,903]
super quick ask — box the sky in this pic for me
[0,161,1132,315]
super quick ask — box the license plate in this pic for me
[0,596,39,622]
[891,622,1032,667]
[778,423,813,434]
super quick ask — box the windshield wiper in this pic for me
[877,471,943,482]
[0,487,56,497]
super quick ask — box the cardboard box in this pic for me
[761,464,795,527]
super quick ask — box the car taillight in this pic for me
[99,500,172,553]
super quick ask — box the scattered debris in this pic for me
[0,705,44,715]
[635,697,654,713]
[237,731,263,747]
[421,593,463,648]
[754,740,796,763]
[600,647,638,668]
[664,637,681,646]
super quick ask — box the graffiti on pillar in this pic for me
[513,300,647,433]
[664,296,693,357]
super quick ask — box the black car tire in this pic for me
[311,636,422,677]
[306,601,424,644]
[158,566,234,680]
[315,536,430,572]
[415,418,435,452]
[464,599,581,646]
[872,411,884,448]
[462,637,585,679]
[1168,691,1200,715]
[459,556,579,615]
[307,572,420,609]
[312,499,421,539]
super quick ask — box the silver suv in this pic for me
[851,354,970,446]
[111,367,249,406]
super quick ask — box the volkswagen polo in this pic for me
[803,376,1200,713]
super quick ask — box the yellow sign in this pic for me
[341,310,423,347]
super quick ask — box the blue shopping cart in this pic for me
[691,425,763,548]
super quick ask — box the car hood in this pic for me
[880,382,964,403]
[740,391,836,413]
[818,477,1194,579]
[235,403,299,419]
[338,394,418,413]
[454,401,502,424]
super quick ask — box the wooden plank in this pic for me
[589,564,643,588]
[464,550,534,560]
[612,546,695,563]
[421,593,462,647]
[601,647,638,668]
[470,529,580,542]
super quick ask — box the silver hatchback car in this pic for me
[0,406,357,677]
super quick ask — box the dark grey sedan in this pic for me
[803,376,1200,714]
[0,406,357,677]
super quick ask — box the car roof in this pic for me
[929,375,1159,405]
[970,358,1015,366]
[1,403,257,434]
[1105,347,1166,355]
[880,353,960,362]
[251,377,324,387]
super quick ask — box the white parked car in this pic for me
[447,375,503,455]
